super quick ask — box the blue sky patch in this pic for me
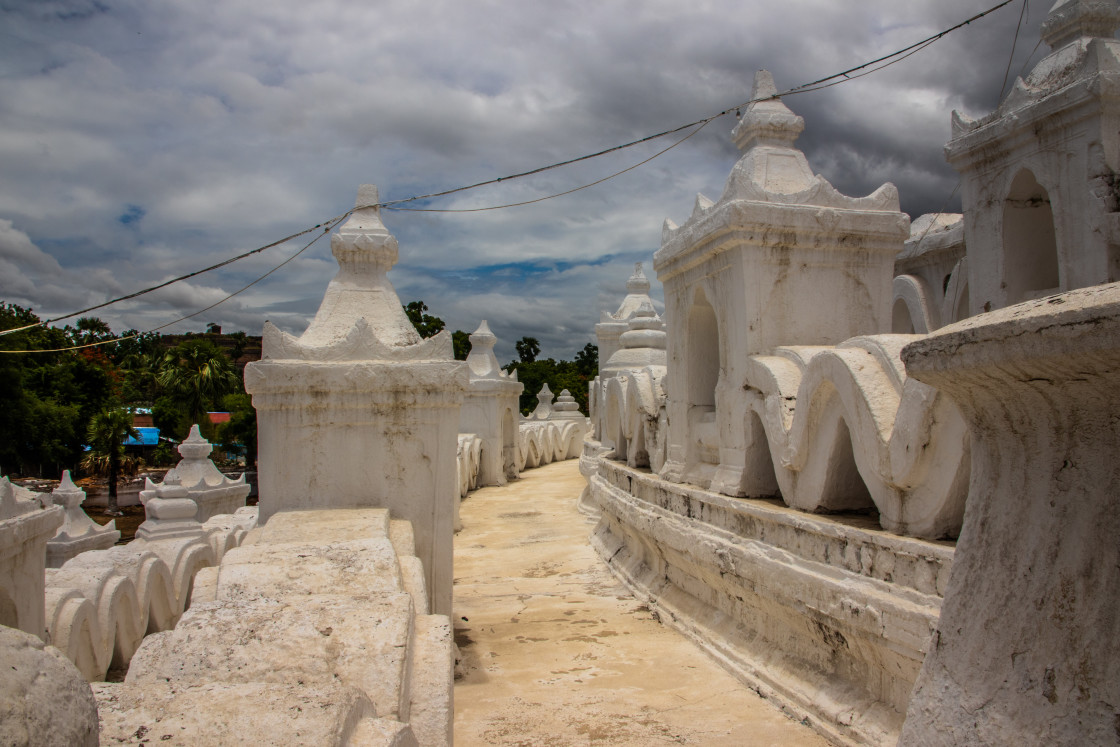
[118,204,145,226]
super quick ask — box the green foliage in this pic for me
[226,331,249,361]
[216,393,258,469]
[506,341,598,416]
[84,406,140,513]
[157,339,241,437]
[84,408,139,466]
[452,330,471,361]
[0,302,258,478]
[515,336,540,363]
[574,342,598,378]
[0,304,117,476]
[403,300,446,338]
[151,442,178,467]
[151,395,190,442]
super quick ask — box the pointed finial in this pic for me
[330,184,400,275]
[58,470,79,493]
[467,320,508,380]
[731,70,805,153]
[469,320,496,346]
[340,184,387,234]
[177,424,214,461]
[751,69,778,100]
[626,263,651,294]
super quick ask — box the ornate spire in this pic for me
[260,185,452,361]
[1041,0,1120,50]
[466,320,511,381]
[618,300,667,352]
[46,470,119,566]
[731,70,805,153]
[549,389,585,420]
[603,262,657,323]
[530,383,554,420]
[626,263,650,295]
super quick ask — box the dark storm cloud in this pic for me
[0,0,1073,357]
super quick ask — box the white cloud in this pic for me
[0,0,1062,354]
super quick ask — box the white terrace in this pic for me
[4,1,1120,745]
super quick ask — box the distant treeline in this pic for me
[0,301,597,479]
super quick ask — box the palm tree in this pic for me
[84,408,140,516]
[157,340,240,437]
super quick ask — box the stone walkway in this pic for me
[452,459,831,746]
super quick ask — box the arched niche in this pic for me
[1002,169,1060,302]
[686,288,720,411]
[892,298,916,334]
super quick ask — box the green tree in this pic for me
[157,339,240,438]
[403,301,446,338]
[73,316,113,345]
[151,394,190,443]
[216,393,258,469]
[452,330,471,361]
[574,342,598,378]
[115,332,163,406]
[515,336,540,363]
[0,304,117,476]
[505,340,596,416]
[83,407,139,516]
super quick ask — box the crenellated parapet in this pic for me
[900,280,1120,745]
[742,336,970,539]
[946,0,1120,313]
[654,70,909,496]
[143,425,251,523]
[46,471,120,569]
[245,185,468,617]
[0,474,63,639]
[97,508,452,744]
[43,501,257,682]
[518,418,588,471]
[460,320,522,487]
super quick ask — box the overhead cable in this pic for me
[375,0,1014,211]
[0,0,1014,342]
[0,218,342,354]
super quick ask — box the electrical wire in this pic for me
[911,0,1033,257]
[999,0,1030,100]
[374,3,1008,214]
[374,0,1014,212]
[386,118,715,213]
[0,217,343,354]
[0,216,348,337]
[1,0,1015,344]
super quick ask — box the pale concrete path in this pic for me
[453,459,831,746]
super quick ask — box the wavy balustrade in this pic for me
[456,434,482,500]
[597,334,970,539]
[743,334,970,539]
[601,369,667,474]
[517,420,587,471]
[44,508,257,681]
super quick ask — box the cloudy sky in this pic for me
[0,0,1060,360]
